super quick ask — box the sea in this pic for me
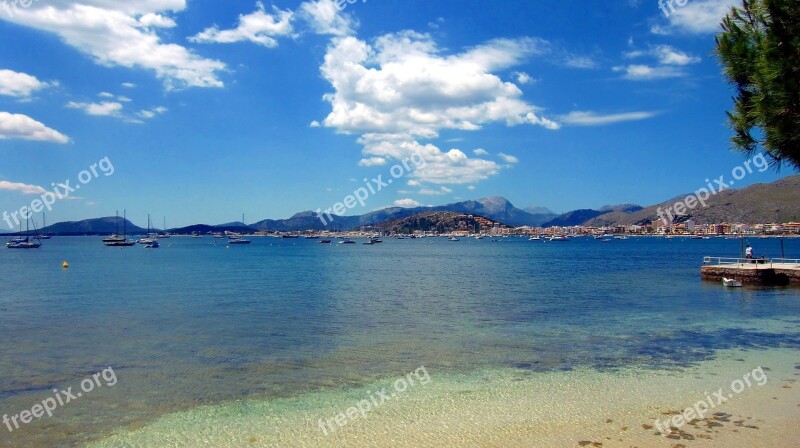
[0,235,798,447]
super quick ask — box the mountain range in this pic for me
[6,175,798,236]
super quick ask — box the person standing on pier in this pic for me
[746,245,753,259]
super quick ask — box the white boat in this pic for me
[722,277,743,287]
[549,235,569,242]
[138,215,159,244]
[448,237,460,241]
[228,235,251,245]
[6,217,42,249]
[529,236,542,241]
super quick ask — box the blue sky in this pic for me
[0,0,789,228]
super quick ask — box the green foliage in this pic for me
[715,0,800,170]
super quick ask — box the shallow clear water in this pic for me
[0,236,798,446]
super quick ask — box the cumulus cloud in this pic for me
[652,45,701,65]
[1,1,226,89]
[497,152,519,164]
[318,32,558,185]
[138,106,168,119]
[299,0,356,36]
[473,148,489,156]
[0,69,54,98]
[67,101,124,116]
[657,0,738,34]
[393,198,422,208]
[615,44,699,80]
[560,110,659,126]
[512,71,536,85]
[0,112,70,143]
[190,2,294,48]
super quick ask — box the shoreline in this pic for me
[88,347,800,447]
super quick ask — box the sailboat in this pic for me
[104,210,136,247]
[138,215,158,244]
[228,213,252,244]
[102,211,126,243]
[6,216,42,249]
[36,212,51,239]
[158,217,171,239]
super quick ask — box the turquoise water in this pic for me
[0,236,798,446]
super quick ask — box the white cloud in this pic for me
[467,185,476,190]
[658,0,738,34]
[310,120,321,127]
[615,45,698,80]
[98,91,114,98]
[0,112,70,143]
[2,2,226,90]
[358,156,387,166]
[564,55,597,69]
[319,32,557,185]
[612,64,684,80]
[137,106,168,119]
[418,186,452,195]
[67,101,123,116]
[393,198,422,208]
[473,148,489,156]
[299,0,356,36]
[190,2,294,48]
[513,71,536,85]
[359,136,501,185]
[138,13,176,28]
[560,110,658,126]
[498,152,519,164]
[407,179,421,186]
[0,180,47,195]
[121,82,136,88]
[653,45,700,65]
[624,45,699,66]
[0,69,54,98]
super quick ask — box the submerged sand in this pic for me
[89,347,800,447]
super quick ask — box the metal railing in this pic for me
[703,257,800,268]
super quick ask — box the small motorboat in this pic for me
[319,239,332,244]
[228,236,251,245]
[529,236,542,241]
[448,237,459,241]
[338,239,356,245]
[722,278,743,287]
[145,240,160,249]
[549,235,569,242]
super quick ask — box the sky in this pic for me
[0,0,791,228]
